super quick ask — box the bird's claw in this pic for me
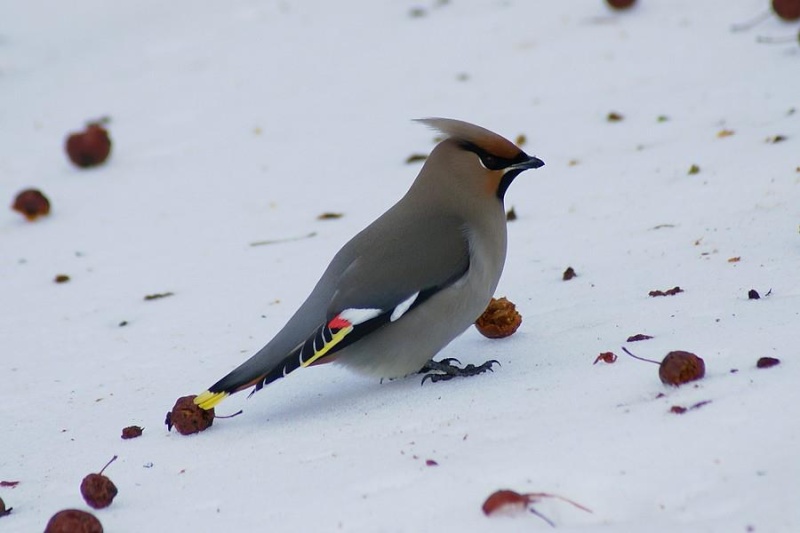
[420,358,500,385]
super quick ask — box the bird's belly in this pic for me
[335,253,501,379]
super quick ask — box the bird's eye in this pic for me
[480,154,499,169]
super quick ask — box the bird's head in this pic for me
[415,118,544,202]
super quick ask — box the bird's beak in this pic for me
[507,155,545,172]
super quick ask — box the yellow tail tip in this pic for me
[194,390,228,410]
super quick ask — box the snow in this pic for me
[2,0,799,531]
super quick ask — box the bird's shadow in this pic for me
[216,367,438,432]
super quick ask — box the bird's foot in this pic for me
[420,358,500,384]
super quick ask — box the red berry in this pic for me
[80,456,118,509]
[65,124,112,168]
[121,425,144,439]
[756,357,780,368]
[659,351,705,386]
[773,0,800,21]
[606,0,636,9]
[80,474,118,509]
[0,497,12,517]
[475,297,522,339]
[166,395,214,435]
[12,189,51,221]
[44,509,103,533]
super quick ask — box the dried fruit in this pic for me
[425,459,438,466]
[562,266,577,281]
[505,207,517,221]
[475,297,522,339]
[607,111,624,122]
[688,164,700,175]
[54,274,70,283]
[659,351,705,386]
[44,509,103,533]
[317,212,343,220]
[80,456,118,509]
[121,425,143,439]
[12,189,51,221]
[717,129,735,138]
[622,347,705,386]
[515,134,527,146]
[482,490,531,515]
[482,489,591,526]
[748,289,761,300]
[649,286,683,297]
[756,357,780,368]
[773,0,800,20]
[65,124,112,168]
[606,0,636,9]
[166,395,214,435]
[626,333,653,342]
[0,497,11,517]
[766,134,787,143]
[594,352,617,364]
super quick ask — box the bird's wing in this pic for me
[328,211,470,315]
[194,214,470,410]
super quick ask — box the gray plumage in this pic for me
[194,118,544,410]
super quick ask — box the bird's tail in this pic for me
[194,351,304,410]
[194,316,358,410]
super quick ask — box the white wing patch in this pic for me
[390,291,420,322]
[339,307,383,325]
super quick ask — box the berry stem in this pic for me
[621,346,660,365]
[99,455,118,476]
[214,409,244,419]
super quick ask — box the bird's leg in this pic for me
[420,358,500,384]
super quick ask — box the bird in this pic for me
[194,118,544,410]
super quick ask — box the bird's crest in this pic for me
[416,117,521,160]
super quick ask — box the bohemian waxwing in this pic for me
[194,118,544,410]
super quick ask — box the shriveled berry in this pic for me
[65,124,111,168]
[80,473,117,509]
[756,357,780,368]
[483,490,530,515]
[606,0,636,10]
[649,286,683,297]
[773,0,800,21]
[659,351,705,386]
[80,456,118,510]
[475,297,522,339]
[593,352,617,364]
[44,509,103,533]
[166,395,214,435]
[12,189,51,221]
[121,425,143,439]
[0,497,12,517]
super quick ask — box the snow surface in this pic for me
[2,0,799,531]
